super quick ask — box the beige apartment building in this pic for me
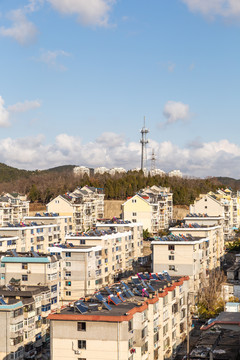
[24,214,72,239]
[190,189,240,240]
[48,244,102,302]
[122,186,173,234]
[152,223,224,294]
[0,251,61,310]
[0,285,52,360]
[49,221,144,301]
[48,274,190,360]
[0,193,29,227]
[0,218,70,253]
[0,235,19,252]
[47,185,104,232]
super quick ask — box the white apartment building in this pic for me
[49,221,144,301]
[0,193,29,227]
[73,166,90,177]
[0,251,61,310]
[49,274,190,360]
[0,285,54,360]
[47,186,104,232]
[168,170,183,178]
[94,167,109,175]
[152,223,224,294]
[149,169,166,177]
[122,185,173,233]
[109,168,127,176]
[0,223,63,253]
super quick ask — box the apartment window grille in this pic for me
[22,275,28,281]
[66,252,71,257]
[169,255,174,261]
[168,245,175,251]
[66,291,71,296]
[78,340,86,349]
[77,322,86,331]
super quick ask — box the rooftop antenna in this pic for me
[140,117,149,171]
[151,149,156,174]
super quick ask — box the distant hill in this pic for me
[0,163,33,182]
[214,177,240,190]
[44,165,76,173]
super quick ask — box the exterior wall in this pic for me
[47,196,73,218]
[0,223,62,253]
[122,196,152,232]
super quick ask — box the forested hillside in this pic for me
[0,167,222,205]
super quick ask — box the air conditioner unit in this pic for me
[27,270,31,274]
[74,350,81,355]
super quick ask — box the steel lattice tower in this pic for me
[140,117,149,171]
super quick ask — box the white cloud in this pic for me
[8,100,41,113]
[0,8,37,45]
[1,133,240,178]
[162,100,190,125]
[181,0,240,19]
[46,0,115,27]
[34,49,71,70]
[0,96,10,127]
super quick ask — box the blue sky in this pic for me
[1,0,240,177]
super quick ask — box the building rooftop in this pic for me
[152,234,206,243]
[49,272,189,321]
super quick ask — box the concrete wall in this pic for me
[104,200,124,219]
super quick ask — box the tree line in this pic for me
[0,169,222,205]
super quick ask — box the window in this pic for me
[78,358,86,360]
[22,264,28,270]
[66,262,71,267]
[66,291,71,296]
[78,340,86,349]
[132,219,137,223]
[65,272,71,277]
[77,322,86,331]
[66,252,71,257]
[132,199,136,203]
[169,265,175,271]
[65,281,71,286]
[22,275,28,281]
[168,245,175,251]
[169,255,174,260]
[132,212,137,216]
[128,319,133,332]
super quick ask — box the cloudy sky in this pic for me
[1,0,240,178]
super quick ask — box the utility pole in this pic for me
[140,117,149,171]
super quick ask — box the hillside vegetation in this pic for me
[0,164,225,205]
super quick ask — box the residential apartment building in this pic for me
[152,222,224,294]
[0,222,63,253]
[168,170,183,178]
[0,193,29,227]
[0,235,19,252]
[0,285,52,360]
[49,221,144,301]
[24,214,72,239]
[122,185,173,234]
[190,188,240,240]
[73,166,90,177]
[47,186,104,232]
[48,244,102,302]
[48,273,190,360]
[0,251,61,310]
[222,254,240,301]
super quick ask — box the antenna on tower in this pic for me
[140,117,149,171]
[151,149,156,175]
